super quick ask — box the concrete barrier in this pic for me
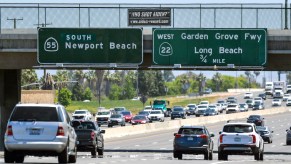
[103,107,288,139]
[227,88,264,93]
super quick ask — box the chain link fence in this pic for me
[0,3,288,33]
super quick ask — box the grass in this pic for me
[66,94,224,115]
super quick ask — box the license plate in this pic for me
[234,137,241,142]
[187,137,193,140]
[29,129,40,135]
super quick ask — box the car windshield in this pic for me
[150,111,161,114]
[139,111,148,115]
[223,125,253,133]
[188,105,196,108]
[246,100,253,103]
[98,112,110,115]
[239,104,245,107]
[200,102,208,104]
[178,128,205,135]
[198,105,207,108]
[228,105,237,108]
[121,111,130,115]
[248,115,260,119]
[217,100,224,103]
[10,106,59,122]
[273,99,280,102]
[173,108,183,111]
[114,108,125,111]
[256,126,267,131]
[74,111,86,114]
[133,115,145,120]
[205,109,215,112]
[153,100,166,105]
[111,115,121,118]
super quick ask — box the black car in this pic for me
[256,126,273,143]
[186,104,197,116]
[171,107,186,119]
[73,121,105,157]
[204,108,218,116]
[247,115,265,126]
[258,93,266,100]
[173,125,214,160]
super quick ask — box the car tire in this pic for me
[208,150,213,160]
[69,146,77,163]
[98,124,101,127]
[91,146,97,156]
[108,125,112,128]
[218,152,223,160]
[259,151,264,161]
[15,154,25,163]
[286,140,291,145]
[58,144,69,163]
[254,152,260,160]
[97,148,104,157]
[177,153,182,160]
[171,117,174,120]
[4,147,15,163]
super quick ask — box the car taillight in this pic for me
[250,134,256,143]
[199,134,208,139]
[175,134,182,138]
[6,125,13,136]
[56,125,65,136]
[219,134,225,143]
[91,131,95,140]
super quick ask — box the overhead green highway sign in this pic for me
[153,28,267,67]
[38,28,143,64]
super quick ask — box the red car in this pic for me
[131,115,150,125]
[120,111,133,122]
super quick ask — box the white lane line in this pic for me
[152,142,158,144]
[211,160,254,164]
[169,139,173,142]
[135,145,140,147]
[160,148,167,150]
[280,143,284,145]
[276,133,280,136]
[280,125,284,127]
[271,145,276,148]
[113,147,120,149]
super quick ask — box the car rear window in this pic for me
[223,125,253,133]
[178,128,205,135]
[10,106,59,122]
[76,122,96,130]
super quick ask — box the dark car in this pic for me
[164,108,172,117]
[73,121,105,157]
[258,93,266,100]
[247,115,265,126]
[138,111,150,118]
[173,125,214,160]
[204,108,218,116]
[256,126,273,143]
[108,114,126,127]
[186,104,197,116]
[171,107,186,120]
[253,101,264,110]
[131,115,150,125]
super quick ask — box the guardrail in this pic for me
[0,3,288,33]
[103,106,287,139]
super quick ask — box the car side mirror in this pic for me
[174,133,177,136]
[219,131,222,135]
[271,131,274,133]
[100,130,105,134]
[210,133,215,137]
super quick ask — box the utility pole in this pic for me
[7,17,23,29]
[285,0,288,29]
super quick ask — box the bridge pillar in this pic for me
[0,69,21,150]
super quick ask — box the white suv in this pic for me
[4,103,79,163]
[72,109,92,121]
[218,122,264,161]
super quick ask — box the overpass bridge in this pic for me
[0,3,291,150]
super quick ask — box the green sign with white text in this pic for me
[38,28,143,64]
[153,28,267,66]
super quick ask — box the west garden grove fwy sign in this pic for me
[38,28,143,64]
[153,29,267,67]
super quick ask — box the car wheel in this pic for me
[4,147,15,163]
[287,140,291,145]
[171,117,174,120]
[177,153,182,160]
[98,124,101,127]
[254,152,260,160]
[69,146,77,163]
[208,150,213,160]
[91,145,97,156]
[97,148,104,157]
[58,144,69,163]
[15,154,25,163]
[204,151,209,160]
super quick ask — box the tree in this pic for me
[212,72,223,91]
[21,69,38,87]
[254,71,261,86]
[83,87,93,101]
[197,73,206,94]
[108,84,122,100]
[245,71,251,88]
[71,83,84,101]
[163,70,175,82]
[58,88,72,107]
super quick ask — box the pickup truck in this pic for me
[73,120,105,157]
[72,109,92,121]
[95,110,112,127]
[218,122,264,161]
